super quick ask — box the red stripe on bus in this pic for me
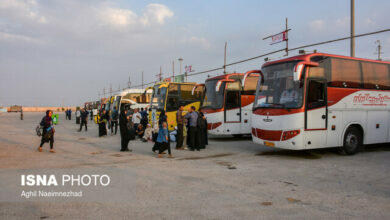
[327,87,358,107]
[207,122,222,130]
[254,128,282,141]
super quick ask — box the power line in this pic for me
[107,28,390,93]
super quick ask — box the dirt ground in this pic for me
[0,112,389,220]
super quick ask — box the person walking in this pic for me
[185,106,199,151]
[68,109,72,120]
[38,110,55,153]
[110,107,119,135]
[176,105,184,149]
[98,109,108,137]
[90,109,93,121]
[157,122,172,158]
[76,109,80,124]
[20,108,24,120]
[79,108,89,132]
[152,110,167,153]
[119,108,131,151]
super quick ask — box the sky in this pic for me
[1,0,390,106]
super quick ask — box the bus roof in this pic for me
[114,88,152,96]
[154,81,198,86]
[205,73,244,81]
[262,53,390,68]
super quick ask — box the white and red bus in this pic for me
[195,71,260,136]
[249,53,390,154]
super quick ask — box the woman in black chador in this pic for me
[38,110,55,153]
[119,108,131,151]
[98,109,108,137]
[197,111,208,149]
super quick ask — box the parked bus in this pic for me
[120,89,152,110]
[194,71,260,136]
[249,53,390,154]
[147,82,203,130]
[106,89,152,113]
[194,70,260,137]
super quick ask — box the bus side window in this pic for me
[329,58,361,88]
[362,62,390,90]
[307,80,326,109]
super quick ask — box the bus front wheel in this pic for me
[339,127,362,155]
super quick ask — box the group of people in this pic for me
[65,109,72,120]
[118,107,150,151]
[37,105,209,158]
[150,105,208,158]
[177,105,208,152]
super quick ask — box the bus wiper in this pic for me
[201,106,217,109]
[270,103,286,108]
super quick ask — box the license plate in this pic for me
[264,141,275,147]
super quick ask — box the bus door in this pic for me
[224,81,242,123]
[305,79,327,130]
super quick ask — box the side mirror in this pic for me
[192,84,205,95]
[293,61,319,81]
[144,86,154,95]
[293,64,304,81]
[216,79,234,92]
[242,70,263,88]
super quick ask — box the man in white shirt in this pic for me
[132,108,141,130]
[76,109,81,124]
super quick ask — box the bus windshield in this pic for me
[202,79,225,109]
[150,85,167,110]
[254,61,304,109]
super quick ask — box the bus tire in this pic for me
[339,127,362,155]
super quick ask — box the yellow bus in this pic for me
[147,82,203,130]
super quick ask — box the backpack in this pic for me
[112,111,118,121]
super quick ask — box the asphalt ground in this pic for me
[0,112,389,219]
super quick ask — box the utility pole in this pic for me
[285,17,289,56]
[262,18,290,56]
[350,0,355,57]
[103,87,105,99]
[128,76,131,88]
[109,84,112,97]
[157,66,162,82]
[375,40,383,61]
[172,61,175,79]
[142,71,144,89]
[223,42,227,74]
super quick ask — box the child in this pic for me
[157,122,172,158]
